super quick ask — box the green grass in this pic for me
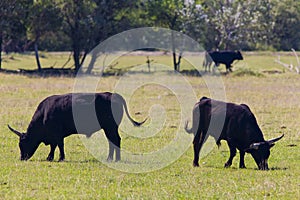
[0,52,299,199]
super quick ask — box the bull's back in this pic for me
[198,98,246,137]
[30,92,123,135]
[209,51,238,64]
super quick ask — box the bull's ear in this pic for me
[249,143,260,150]
[244,142,261,152]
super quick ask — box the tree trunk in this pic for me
[0,32,2,70]
[73,46,81,73]
[172,51,178,71]
[80,51,88,69]
[34,41,42,71]
[177,52,182,71]
[171,31,178,71]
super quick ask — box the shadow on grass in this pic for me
[0,66,146,78]
[0,68,76,78]
[198,164,288,171]
[0,68,229,78]
[268,167,288,171]
[29,158,101,163]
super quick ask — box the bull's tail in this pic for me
[113,93,147,126]
[184,121,193,134]
[185,104,201,135]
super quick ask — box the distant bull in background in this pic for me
[185,97,284,170]
[203,50,243,72]
[8,92,146,161]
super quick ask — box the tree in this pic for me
[85,0,138,73]
[61,0,139,73]
[0,0,14,69]
[146,0,186,71]
[60,0,97,72]
[180,1,207,46]
[201,0,274,50]
[0,0,34,70]
[27,0,62,71]
[271,0,300,50]
[0,0,28,69]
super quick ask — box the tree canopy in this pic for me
[0,0,299,71]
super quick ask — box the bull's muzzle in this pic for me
[20,154,29,161]
[258,159,269,170]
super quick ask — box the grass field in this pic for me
[0,52,299,199]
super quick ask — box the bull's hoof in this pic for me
[259,167,269,171]
[224,162,232,168]
[239,165,246,169]
[193,162,199,167]
[46,156,54,161]
[58,157,65,162]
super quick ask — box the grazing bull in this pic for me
[185,97,284,170]
[203,50,243,72]
[8,92,146,162]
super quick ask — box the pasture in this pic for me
[0,52,299,199]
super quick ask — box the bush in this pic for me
[231,68,264,77]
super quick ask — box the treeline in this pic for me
[1,0,300,71]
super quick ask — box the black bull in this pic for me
[203,50,243,72]
[185,97,284,170]
[8,92,146,161]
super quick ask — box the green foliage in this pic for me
[27,0,62,41]
[271,0,300,50]
[201,0,274,50]
[231,68,265,77]
[146,0,185,29]
[60,0,139,71]
[1,0,300,71]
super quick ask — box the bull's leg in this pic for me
[225,64,233,73]
[212,64,216,74]
[224,142,236,168]
[229,65,233,72]
[193,131,206,167]
[107,141,114,161]
[114,134,121,162]
[203,61,207,72]
[57,139,65,162]
[208,63,211,72]
[193,131,201,167]
[225,64,231,73]
[104,126,121,162]
[239,151,246,168]
[47,143,57,161]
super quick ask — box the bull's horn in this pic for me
[7,125,23,137]
[267,134,284,144]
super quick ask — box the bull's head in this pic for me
[236,51,243,60]
[245,134,284,170]
[8,125,38,161]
